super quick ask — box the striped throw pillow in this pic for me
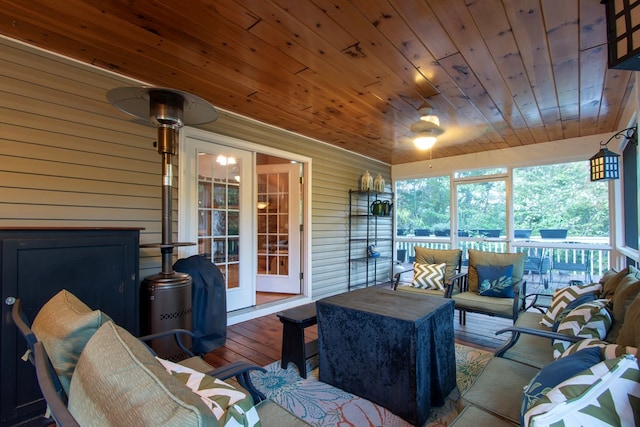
[552,300,612,359]
[540,283,602,327]
[560,338,637,360]
[157,357,261,427]
[524,355,640,427]
[412,262,446,290]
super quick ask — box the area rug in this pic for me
[250,343,492,427]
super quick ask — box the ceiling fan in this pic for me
[410,103,445,150]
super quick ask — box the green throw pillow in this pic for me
[68,322,217,426]
[617,293,640,348]
[524,355,640,426]
[31,289,112,395]
[600,266,636,300]
[411,262,446,290]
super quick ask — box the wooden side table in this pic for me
[277,303,318,378]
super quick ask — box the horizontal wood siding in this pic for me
[198,112,392,299]
[0,36,391,300]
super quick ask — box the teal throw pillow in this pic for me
[476,264,514,298]
[521,346,602,426]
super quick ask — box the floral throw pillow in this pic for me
[411,262,446,290]
[476,264,514,298]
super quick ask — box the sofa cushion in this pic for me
[500,311,556,369]
[552,300,612,359]
[560,338,637,360]
[600,266,636,300]
[539,283,603,328]
[451,292,515,317]
[31,289,112,395]
[156,357,260,426]
[607,273,640,342]
[467,249,525,293]
[461,357,539,424]
[524,355,640,427]
[521,347,602,426]
[414,246,461,283]
[411,262,446,290]
[476,264,514,298]
[68,321,218,427]
[617,292,640,347]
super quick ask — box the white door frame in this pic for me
[178,127,313,318]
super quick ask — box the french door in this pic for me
[256,163,301,293]
[180,132,254,311]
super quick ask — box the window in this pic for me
[395,176,450,237]
[512,162,609,239]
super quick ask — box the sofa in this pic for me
[21,290,310,427]
[449,268,640,426]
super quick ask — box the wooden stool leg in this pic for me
[280,322,307,378]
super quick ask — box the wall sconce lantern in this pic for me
[602,0,640,70]
[590,127,637,181]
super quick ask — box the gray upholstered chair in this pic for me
[451,249,527,325]
[393,246,464,298]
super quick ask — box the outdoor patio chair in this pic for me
[451,249,527,325]
[549,245,592,283]
[393,246,464,298]
[523,249,550,286]
[11,292,267,406]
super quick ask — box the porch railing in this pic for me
[395,237,611,282]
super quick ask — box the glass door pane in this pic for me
[197,153,241,290]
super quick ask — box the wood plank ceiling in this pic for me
[0,0,635,165]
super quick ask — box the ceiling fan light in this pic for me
[413,135,437,150]
[421,114,440,127]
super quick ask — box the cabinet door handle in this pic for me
[5,296,16,306]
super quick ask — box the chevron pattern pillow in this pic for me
[540,283,603,327]
[552,300,612,359]
[560,338,637,360]
[412,262,446,290]
[524,355,640,427]
[157,357,261,427]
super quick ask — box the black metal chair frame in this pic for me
[11,298,267,426]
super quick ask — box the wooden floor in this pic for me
[202,299,512,369]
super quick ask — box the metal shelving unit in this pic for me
[348,189,394,290]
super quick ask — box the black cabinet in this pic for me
[0,228,140,426]
[348,190,394,290]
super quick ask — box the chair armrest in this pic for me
[514,279,527,316]
[495,326,583,342]
[139,329,196,357]
[207,361,268,403]
[33,342,81,427]
[445,272,467,298]
[393,268,414,290]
